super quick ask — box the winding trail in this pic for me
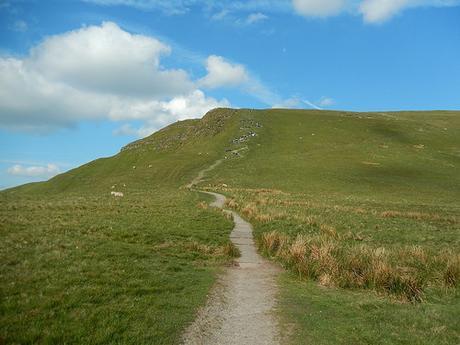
[186,159,223,189]
[183,161,281,345]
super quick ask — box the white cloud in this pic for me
[246,12,269,24]
[359,0,412,22]
[198,56,280,105]
[83,0,460,23]
[84,0,292,14]
[211,9,230,20]
[210,10,268,28]
[28,21,193,98]
[292,0,346,17]
[112,90,229,137]
[0,57,110,130]
[0,22,230,135]
[7,164,60,178]
[82,0,192,14]
[199,55,249,89]
[292,0,460,21]
[360,0,460,22]
[0,21,294,136]
[318,96,335,107]
[272,97,303,108]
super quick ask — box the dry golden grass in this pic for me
[241,202,258,218]
[185,240,240,258]
[224,198,239,209]
[261,231,289,255]
[219,242,241,258]
[207,186,289,196]
[186,241,214,254]
[255,197,269,205]
[319,224,339,239]
[408,245,428,263]
[258,230,459,302]
[197,201,208,209]
[288,234,309,263]
[209,187,458,227]
[443,253,460,287]
[217,189,458,302]
[318,273,333,287]
[242,197,369,217]
[254,213,273,223]
[222,210,234,221]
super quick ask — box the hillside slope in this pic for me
[0,108,245,344]
[208,109,460,204]
[6,108,458,201]
[4,108,242,196]
[198,109,460,345]
[1,108,459,345]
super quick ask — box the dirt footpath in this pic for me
[182,191,281,345]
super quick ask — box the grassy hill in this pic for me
[0,108,243,344]
[1,108,459,344]
[202,109,460,344]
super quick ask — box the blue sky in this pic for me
[0,0,459,189]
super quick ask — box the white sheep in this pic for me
[111,191,124,197]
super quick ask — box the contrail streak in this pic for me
[302,100,322,110]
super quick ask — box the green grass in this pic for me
[0,189,234,344]
[201,109,460,343]
[279,273,460,345]
[211,109,459,204]
[1,108,459,344]
[1,109,242,344]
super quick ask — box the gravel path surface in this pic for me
[182,190,281,345]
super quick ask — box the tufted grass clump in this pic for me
[259,230,458,302]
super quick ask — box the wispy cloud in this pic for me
[272,96,328,110]
[292,0,345,17]
[302,99,322,110]
[0,159,74,168]
[7,163,60,178]
[84,0,292,14]
[272,97,302,108]
[293,0,460,23]
[82,0,192,14]
[245,12,269,24]
[318,96,335,107]
[211,9,229,20]
[84,0,460,23]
